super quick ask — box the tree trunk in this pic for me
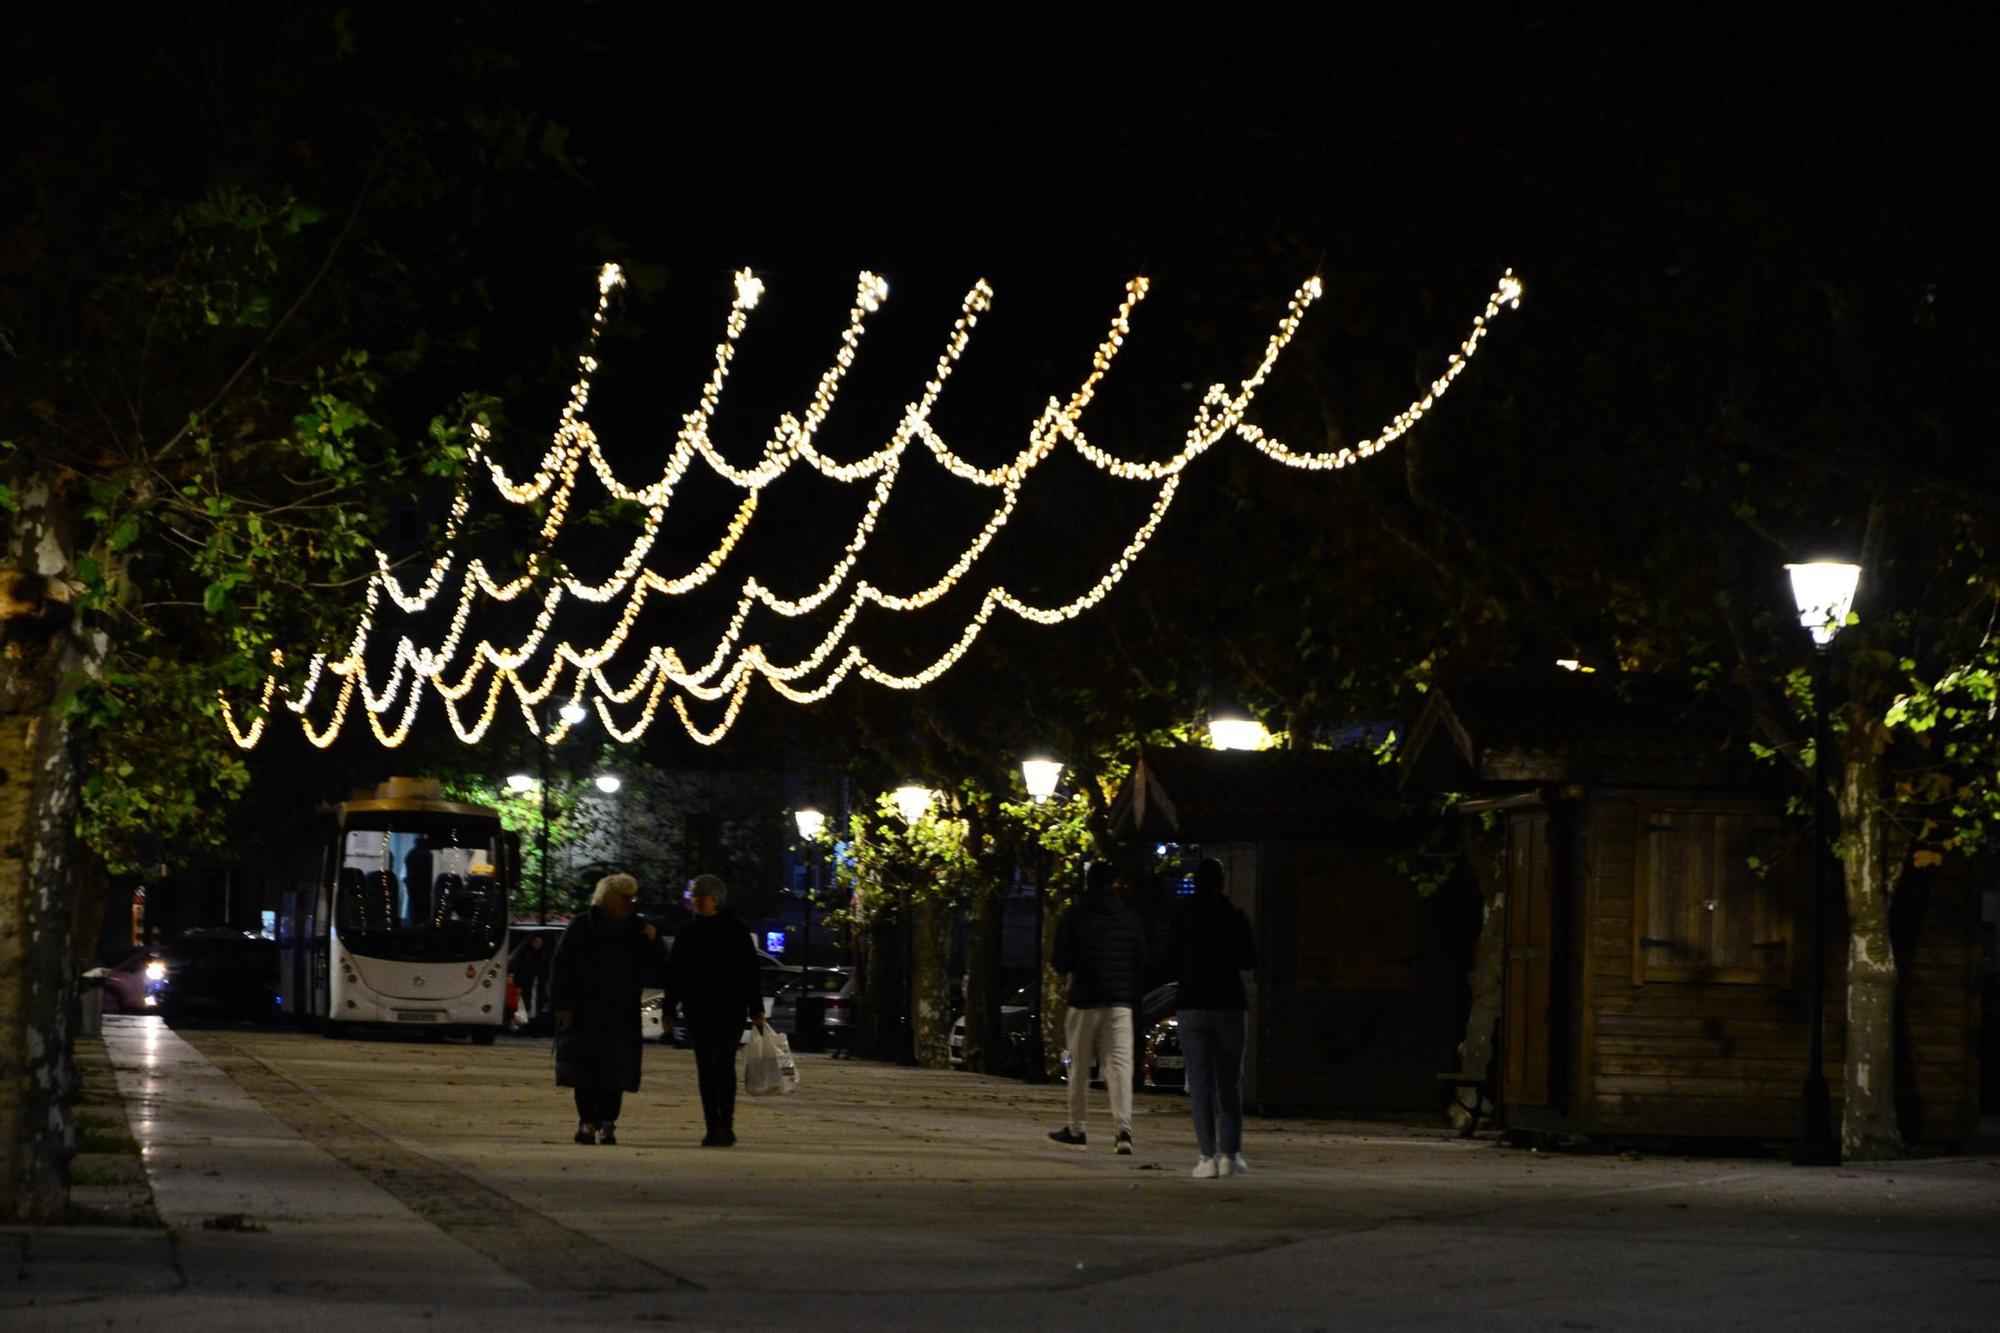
[1038,887,1065,1081]
[1838,754,1906,1159]
[962,874,1004,1073]
[1,479,95,1220]
[862,908,902,1059]
[912,898,953,1069]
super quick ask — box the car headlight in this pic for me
[144,960,167,982]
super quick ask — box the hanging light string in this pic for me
[220,266,1521,750]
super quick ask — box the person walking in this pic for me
[511,932,551,1032]
[1048,860,1146,1154]
[1171,858,1257,1178]
[551,873,662,1146]
[665,873,765,1146]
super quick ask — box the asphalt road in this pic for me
[10,1016,1998,1330]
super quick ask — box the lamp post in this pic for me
[794,807,826,1051]
[891,785,932,1065]
[1021,756,1064,1084]
[1786,559,1861,1167]
[512,699,591,925]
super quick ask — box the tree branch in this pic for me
[149,124,402,466]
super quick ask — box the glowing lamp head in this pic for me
[558,700,589,726]
[1021,758,1065,804]
[593,774,622,795]
[1785,562,1862,648]
[505,773,535,794]
[794,808,826,840]
[144,959,167,983]
[892,785,933,826]
[1207,712,1269,751]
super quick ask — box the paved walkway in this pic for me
[5,1015,1998,1329]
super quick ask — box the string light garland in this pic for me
[221,265,1521,750]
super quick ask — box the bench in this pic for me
[1437,1070,1497,1137]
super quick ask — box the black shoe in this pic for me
[574,1124,597,1145]
[598,1123,617,1146]
[717,1129,736,1147]
[1048,1126,1087,1148]
[1115,1130,1133,1155]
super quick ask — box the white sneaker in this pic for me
[1227,1152,1249,1175]
[1192,1155,1218,1179]
[1216,1153,1234,1177]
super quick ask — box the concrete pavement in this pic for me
[4,1014,1997,1329]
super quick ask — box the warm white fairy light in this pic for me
[220,264,1522,750]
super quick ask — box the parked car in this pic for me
[91,949,166,1013]
[158,929,280,1026]
[949,985,1035,1073]
[789,966,855,1046]
[1140,1012,1185,1090]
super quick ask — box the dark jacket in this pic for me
[550,907,662,1092]
[1051,882,1146,1009]
[665,908,762,1044]
[1170,890,1256,1010]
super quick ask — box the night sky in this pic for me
[10,7,1989,783]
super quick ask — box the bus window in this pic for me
[336,823,505,962]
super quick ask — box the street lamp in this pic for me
[1020,756,1064,1084]
[888,785,932,1065]
[794,807,827,1051]
[1021,757,1064,804]
[1207,708,1269,751]
[1786,559,1861,1167]
[892,784,934,826]
[520,701,592,924]
[593,774,622,794]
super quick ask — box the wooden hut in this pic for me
[1400,675,1981,1146]
[1110,746,1478,1112]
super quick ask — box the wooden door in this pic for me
[1502,812,1556,1107]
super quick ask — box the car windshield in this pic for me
[334,817,506,962]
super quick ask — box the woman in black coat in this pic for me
[551,873,661,1145]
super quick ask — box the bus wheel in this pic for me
[470,1027,499,1046]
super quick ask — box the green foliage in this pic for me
[2,5,591,874]
[830,793,980,925]
[1885,614,2000,860]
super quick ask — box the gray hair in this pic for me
[688,873,728,904]
[591,872,639,907]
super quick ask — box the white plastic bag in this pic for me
[744,1025,799,1096]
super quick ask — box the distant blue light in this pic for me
[764,931,787,954]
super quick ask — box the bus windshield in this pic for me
[333,819,506,963]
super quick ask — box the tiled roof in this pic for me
[1110,745,1406,844]
[1400,674,1767,791]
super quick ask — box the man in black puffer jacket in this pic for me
[1047,861,1146,1154]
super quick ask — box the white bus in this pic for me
[281,778,517,1042]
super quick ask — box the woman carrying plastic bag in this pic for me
[744,1023,799,1096]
